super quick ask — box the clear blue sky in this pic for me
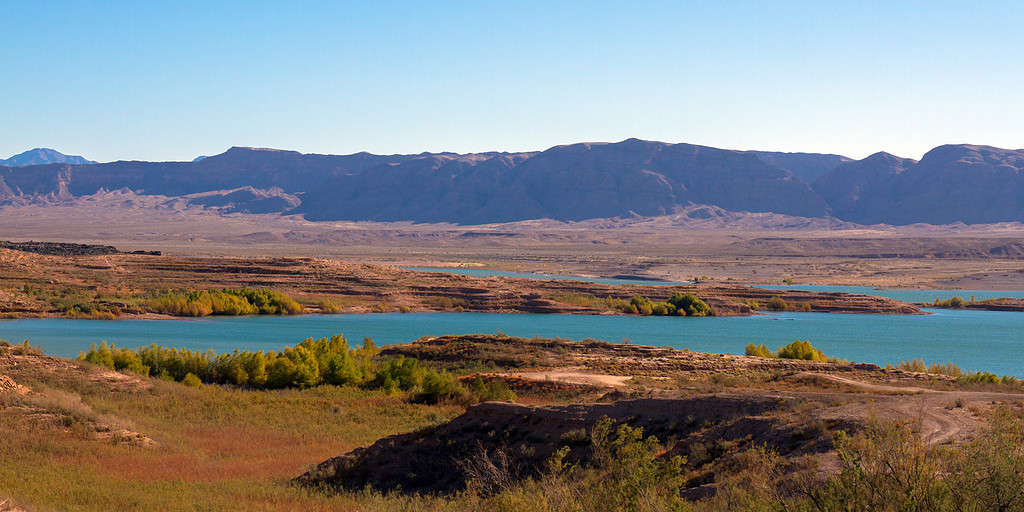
[2,1,1022,162]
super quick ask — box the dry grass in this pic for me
[0,364,462,512]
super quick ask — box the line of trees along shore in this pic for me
[78,335,514,403]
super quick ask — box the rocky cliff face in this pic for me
[813,152,918,222]
[814,145,1024,225]
[745,150,851,182]
[0,141,1021,225]
[300,139,828,223]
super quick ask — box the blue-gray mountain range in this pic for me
[0,148,96,167]
[0,140,1021,225]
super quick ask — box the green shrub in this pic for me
[934,296,965,308]
[181,373,202,387]
[629,296,654,316]
[668,292,712,316]
[77,335,385,391]
[373,356,425,392]
[960,371,1019,386]
[767,296,788,311]
[146,288,303,317]
[549,294,631,312]
[317,300,342,314]
[896,359,963,377]
[777,339,827,361]
[469,377,516,402]
[415,370,467,404]
[745,343,775,358]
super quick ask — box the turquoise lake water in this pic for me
[2,309,1023,376]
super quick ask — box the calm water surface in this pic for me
[2,309,1022,376]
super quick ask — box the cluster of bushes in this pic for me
[78,336,514,404]
[933,296,965,308]
[892,359,1021,386]
[896,359,963,377]
[745,339,828,362]
[767,296,788,311]
[551,294,631,311]
[146,288,303,317]
[551,292,712,316]
[960,371,1020,386]
[622,293,712,317]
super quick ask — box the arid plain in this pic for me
[2,196,1023,290]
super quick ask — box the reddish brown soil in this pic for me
[0,249,922,317]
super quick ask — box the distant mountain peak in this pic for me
[0,148,96,167]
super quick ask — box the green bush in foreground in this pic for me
[78,336,514,404]
[745,339,828,361]
[146,288,303,317]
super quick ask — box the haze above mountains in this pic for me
[0,140,1021,226]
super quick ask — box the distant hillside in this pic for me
[745,150,851,182]
[0,140,1021,225]
[815,145,1024,225]
[0,148,96,167]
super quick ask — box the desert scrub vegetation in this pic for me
[21,283,127,319]
[745,340,829,362]
[422,296,470,311]
[782,409,1024,512]
[891,360,1023,389]
[550,293,631,311]
[145,288,303,316]
[78,336,513,405]
[933,296,965,308]
[2,339,43,356]
[551,292,712,316]
[895,359,964,377]
[767,296,788,311]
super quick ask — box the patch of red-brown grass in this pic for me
[90,426,360,482]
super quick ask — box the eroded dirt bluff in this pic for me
[294,390,1005,497]
[0,251,923,316]
[300,335,1021,497]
